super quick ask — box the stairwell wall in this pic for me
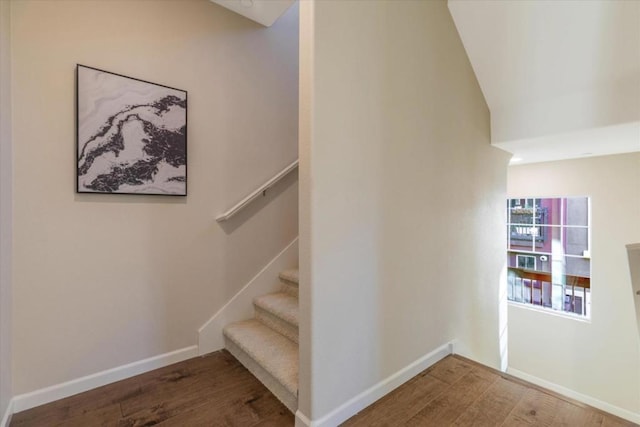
[507,153,640,416]
[299,0,511,422]
[0,0,13,420]
[10,0,298,395]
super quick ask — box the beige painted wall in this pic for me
[0,0,13,416]
[508,153,640,414]
[491,85,640,144]
[11,0,298,394]
[299,0,510,420]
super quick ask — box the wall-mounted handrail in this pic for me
[216,159,298,222]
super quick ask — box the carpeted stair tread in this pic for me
[223,319,298,395]
[254,292,299,327]
[279,269,299,285]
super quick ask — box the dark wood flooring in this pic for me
[344,355,636,427]
[11,352,636,426]
[10,350,293,427]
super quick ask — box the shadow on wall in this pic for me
[628,243,640,337]
[74,193,187,204]
[218,169,298,235]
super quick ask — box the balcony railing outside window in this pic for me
[507,267,590,317]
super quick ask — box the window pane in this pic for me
[507,252,516,268]
[541,281,553,308]
[536,254,551,273]
[545,256,566,311]
[566,256,591,278]
[507,275,514,301]
[509,228,534,252]
[565,287,590,316]
[564,281,590,316]
[565,227,589,256]
[506,224,509,249]
[509,253,537,270]
[565,197,589,226]
[509,200,534,225]
[537,198,562,226]
[535,226,562,254]
[514,277,524,302]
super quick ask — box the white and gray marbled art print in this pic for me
[77,65,187,195]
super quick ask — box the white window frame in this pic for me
[507,196,591,319]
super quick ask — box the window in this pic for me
[516,254,536,270]
[507,197,591,318]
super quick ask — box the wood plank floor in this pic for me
[11,352,636,426]
[344,355,637,427]
[10,350,293,427]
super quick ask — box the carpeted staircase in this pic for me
[223,268,299,413]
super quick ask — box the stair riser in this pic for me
[255,305,298,344]
[279,270,299,285]
[281,281,298,297]
[224,337,297,413]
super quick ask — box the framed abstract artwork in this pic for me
[76,65,187,195]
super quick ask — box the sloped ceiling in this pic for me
[210,0,295,27]
[448,0,640,164]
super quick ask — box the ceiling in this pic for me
[210,0,295,27]
[448,0,640,164]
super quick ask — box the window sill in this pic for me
[507,300,591,324]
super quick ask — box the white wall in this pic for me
[0,0,13,418]
[508,153,640,415]
[11,0,298,395]
[299,0,510,421]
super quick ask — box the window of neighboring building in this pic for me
[516,254,536,270]
[507,197,591,318]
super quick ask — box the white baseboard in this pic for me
[12,345,198,414]
[507,367,640,425]
[295,410,312,427]
[0,398,13,427]
[295,341,453,427]
[198,237,298,355]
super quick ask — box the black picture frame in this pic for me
[76,65,187,196]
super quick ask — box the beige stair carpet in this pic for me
[279,269,299,297]
[224,319,298,411]
[254,292,299,343]
[223,268,299,413]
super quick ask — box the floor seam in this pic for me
[498,390,528,427]
[447,368,500,426]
